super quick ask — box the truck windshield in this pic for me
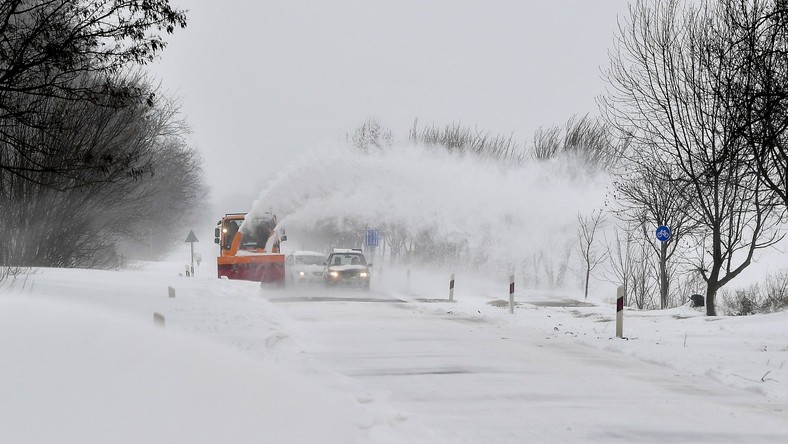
[240,219,274,249]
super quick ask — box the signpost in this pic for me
[656,225,671,243]
[364,229,379,247]
[185,230,199,277]
[364,228,379,269]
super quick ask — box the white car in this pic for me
[285,251,327,285]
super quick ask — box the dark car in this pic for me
[324,248,371,290]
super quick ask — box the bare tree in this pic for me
[577,210,607,299]
[629,235,658,309]
[611,152,697,308]
[602,0,784,315]
[0,73,202,268]
[715,1,788,213]
[409,119,525,164]
[520,252,543,289]
[348,118,392,153]
[0,0,187,186]
[531,114,622,170]
[605,220,663,309]
[604,223,636,306]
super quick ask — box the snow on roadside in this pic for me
[0,267,432,444]
[2,261,787,443]
[390,269,788,404]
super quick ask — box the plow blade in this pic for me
[217,254,285,284]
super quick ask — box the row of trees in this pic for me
[348,115,617,166]
[603,0,788,315]
[0,1,201,270]
[342,0,788,317]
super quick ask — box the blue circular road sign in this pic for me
[656,225,671,242]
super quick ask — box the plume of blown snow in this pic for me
[247,142,611,270]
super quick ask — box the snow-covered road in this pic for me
[266,288,788,443]
[3,264,787,443]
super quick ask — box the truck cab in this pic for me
[214,212,286,283]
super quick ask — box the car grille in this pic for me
[341,270,362,278]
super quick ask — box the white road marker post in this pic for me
[168,286,175,298]
[449,273,455,301]
[508,274,515,314]
[407,268,411,294]
[616,285,625,338]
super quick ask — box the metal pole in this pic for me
[190,242,195,277]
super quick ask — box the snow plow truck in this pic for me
[214,212,286,284]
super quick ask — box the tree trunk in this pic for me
[584,267,590,299]
[705,285,717,316]
[705,262,721,316]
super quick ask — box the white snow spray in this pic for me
[247,142,611,288]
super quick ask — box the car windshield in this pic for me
[296,255,325,265]
[329,254,366,266]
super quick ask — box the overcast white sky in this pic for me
[150,0,630,207]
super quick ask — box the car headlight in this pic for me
[298,271,305,276]
[360,272,368,278]
[329,271,339,277]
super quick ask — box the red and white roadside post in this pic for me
[508,274,515,314]
[449,273,455,301]
[616,285,625,338]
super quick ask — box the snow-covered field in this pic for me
[2,247,787,443]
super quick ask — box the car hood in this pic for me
[327,265,368,272]
[292,264,324,272]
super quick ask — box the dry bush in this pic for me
[720,269,788,315]
[349,118,392,153]
[409,120,525,164]
[531,114,620,170]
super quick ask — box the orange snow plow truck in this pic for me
[214,212,286,283]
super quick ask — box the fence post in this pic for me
[449,273,455,301]
[616,285,625,338]
[508,274,515,314]
[153,312,165,328]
